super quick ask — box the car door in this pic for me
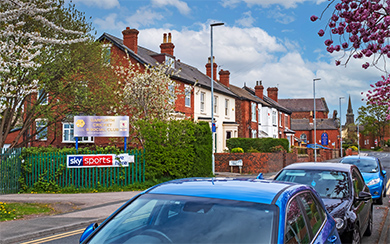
[352,168,371,234]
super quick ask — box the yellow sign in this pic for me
[76,120,85,127]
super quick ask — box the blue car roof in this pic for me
[145,178,305,205]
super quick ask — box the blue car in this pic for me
[79,178,340,244]
[340,155,387,204]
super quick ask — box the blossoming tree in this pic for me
[311,0,390,117]
[113,59,182,147]
[0,0,118,149]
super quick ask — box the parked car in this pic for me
[340,155,387,204]
[274,162,373,243]
[80,178,340,244]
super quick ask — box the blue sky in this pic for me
[70,0,383,121]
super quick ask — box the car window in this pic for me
[88,194,278,244]
[341,157,379,173]
[352,169,365,197]
[285,198,310,244]
[275,169,349,199]
[299,192,326,237]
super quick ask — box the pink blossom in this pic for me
[310,15,319,22]
[362,62,370,69]
[335,60,341,66]
[325,39,333,46]
[342,42,348,48]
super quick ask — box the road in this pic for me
[15,151,390,244]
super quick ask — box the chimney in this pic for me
[122,27,139,54]
[255,80,264,99]
[205,57,217,81]
[267,87,278,102]
[160,33,175,56]
[219,69,230,87]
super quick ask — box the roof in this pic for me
[278,98,329,113]
[242,86,292,114]
[228,84,270,106]
[291,118,338,131]
[145,178,301,205]
[282,162,355,172]
[98,33,237,98]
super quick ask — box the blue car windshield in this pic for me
[275,169,350,199]
[340,158,379,173]
[87,194,278,244]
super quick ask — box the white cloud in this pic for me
[94,13,125,33]
[151,0,191,15]
[235,11,256,27]
[72,0,119,9]
[125,7,165,28]
[221,0,325,9]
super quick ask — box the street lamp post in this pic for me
[313,78,321,162]
[339,96,345,157]
[211,22,224,175]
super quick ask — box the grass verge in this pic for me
[0,202,53,222]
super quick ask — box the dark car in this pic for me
[340,155,387,204]
[79,178,341,244]
[274,162,373,243]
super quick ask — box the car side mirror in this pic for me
[382,170,387,176]
[356,191,372,202]
[257,173,264,180]
[79,222,98,243]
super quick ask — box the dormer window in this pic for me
[165,56,175,69]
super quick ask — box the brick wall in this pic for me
[215,148,339,173]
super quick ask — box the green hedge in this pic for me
[139,120,212,180]
[226,137,289,153]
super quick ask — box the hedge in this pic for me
[226,137,289,153]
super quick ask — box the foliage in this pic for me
[349,145,358,151]
[0,0,120,148]
[270,145,287,152]
[0,202,53,221]
[113,58,183,147]
[139,119,212,180]
[231,147,244,153]
[247,147,260,153]
[311,1,390,115]
[226,137,289,153]
[357,102,390,146]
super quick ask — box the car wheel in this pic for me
[351,227,361,244]
[383,184,386,197]
[364,210,372,236]
[377,191,384,205]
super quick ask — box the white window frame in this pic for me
[214,95,218,115]
[38,89,48,105]
[285,114,288,128]
[35,119,48,141]
[200,92,205,112]
[258,105,261,125]
[225,99,229,117]
[279,112,282,127]
[251,102,257,122]
[185,85,191,107]
[168,84,175,105]
[272,110,277,126]
[62,122,94,143]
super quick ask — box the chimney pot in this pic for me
[122,27,139,54]
[160,33,175,56]
[255,81,264,99]
[219,69,230,87]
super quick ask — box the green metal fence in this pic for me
[0,148,22,194]
[1,149,145,193]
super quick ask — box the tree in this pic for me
[357,102,390,146]
[310,0,390,113]
[0,0,119,148]
[113,58,182,147]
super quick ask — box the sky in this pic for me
[69,0,385,120]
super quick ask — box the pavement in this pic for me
[0,170,389,244]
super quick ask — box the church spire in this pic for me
[346,95,354,125]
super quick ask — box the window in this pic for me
[200,92,205,112]
[36,119,47,140]
[165,56,175,69]
[272,111,277,126]
[285,114,289,128]
[352,169,365,197]
[168,84,175,104]
[279,112,282,127]
[38,89,48,105]
[300,134,307,143]
[299,192,326,236]
[251,103,256,122]
[214,95,218,114]
[102,43,111,64]
[225,99,229,116]
[184,85,191,107]
[258,105,261,124]
[62,122,94,143]
[285,198,310,244]
[226,131,231,141]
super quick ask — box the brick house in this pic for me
[278,98,340,148]
[4,27,239,151]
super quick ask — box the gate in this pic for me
[0,148,22,194]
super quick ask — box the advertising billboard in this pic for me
[74,116,129,137]
[67,154,134,168]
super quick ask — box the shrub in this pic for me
[349,146,358,151]
[226,138,289,152]
[231,147,244,153]
[247,147,259,153]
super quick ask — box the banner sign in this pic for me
[321,132,329,146]
[67,154,134,168]
[229,159,243,166]
[74,116,129,137]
